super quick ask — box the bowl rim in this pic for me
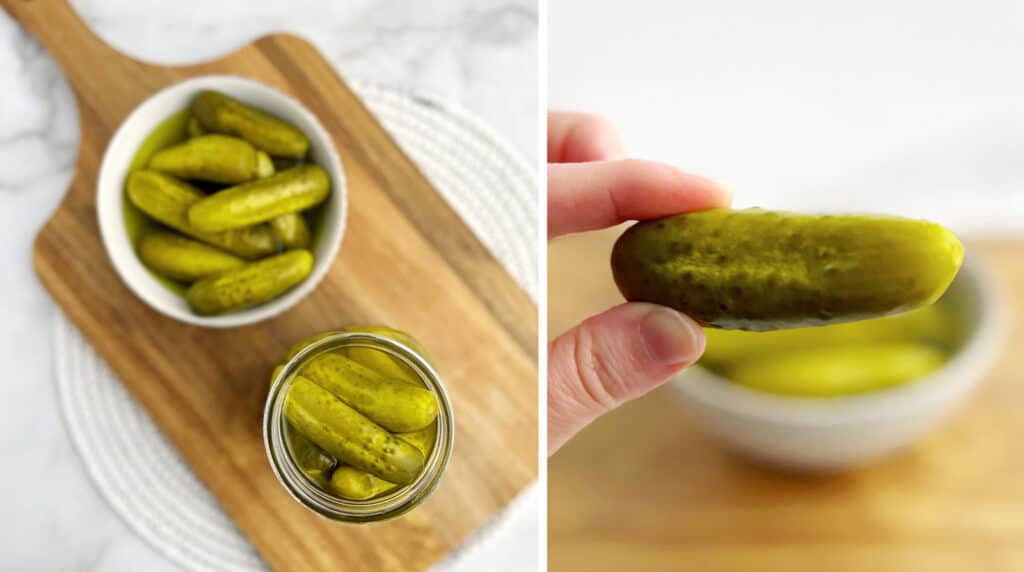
[670,257,1009,426]
[96,74,347,328]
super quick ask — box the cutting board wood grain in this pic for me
[4,1,537,570]
[549,229,1023,572]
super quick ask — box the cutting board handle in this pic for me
[2,0,155,125]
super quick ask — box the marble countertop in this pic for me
[0,1,537,570]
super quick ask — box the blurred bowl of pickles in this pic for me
[97,75,346,327]
[669,259,1006,471]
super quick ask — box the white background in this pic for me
[550,0,1024,237]
[0,0,537,570]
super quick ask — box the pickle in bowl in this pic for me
[122,90,333,317]
[699,295,961,397]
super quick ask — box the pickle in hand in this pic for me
[186,249,313,315]
[138,232,245,282]
[148,134,263,184]
[187,165,330,232]
[612,208,964,331]
[192,90,310,157]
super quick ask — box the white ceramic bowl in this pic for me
[97,75,346,328]
[669,259,1007,472]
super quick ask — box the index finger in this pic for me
[548,112,625,163]
[548,159,732,238]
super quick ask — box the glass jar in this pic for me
[263,328,454,523]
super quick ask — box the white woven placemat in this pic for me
[53,82,537,572]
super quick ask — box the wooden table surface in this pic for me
[548,227,1024,572]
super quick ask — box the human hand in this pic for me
[547,112,732,454]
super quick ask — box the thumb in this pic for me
[548,303,705,454]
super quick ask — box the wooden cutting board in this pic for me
[5,1,537,570]
[549,228,1024,572]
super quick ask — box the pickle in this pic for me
[270,213,311,249]
[126,170,277,259]
[148,134,261,184]
[285,376,424,484]
[186,116,206,138]
[256,151,275,179]
[283,332,337,363]
[701,303,955,370]
[138,231,245,282]
[192,90,310,157]
[341,326,428,384]
[186,249,313,315]
[301,352,437,433]
[285,423,337,487]
[187,165,330,232]
[329,466,399,500]
[398,423,436,457]
[611,208,964,331]
[725,342,945,397]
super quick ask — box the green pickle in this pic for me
[398,424,436,457]
[273,328,441,500]
[192,90,310,157]
[138,231,245,282]
[270,213,311,249]
[256,151,275,179]
[148,134,264,184]
[341,326,428,383]
[611,208,964,331]
[285,376,424,485]
[286,423,337,488]
[187,165,330,232]
[186,116,206,138]
[700,303,955,370]
[126,93,330,317]
[329,466,399,500]
[302,352,437,433]
[126,170,277,259]
[725,343,946,397]
[186,249,313,315]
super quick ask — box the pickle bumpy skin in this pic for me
[186,249,313,315]
[726,342,946,397]
[301,352,438,433]
[192,90,310,158]
[126,170,277,259]
[138,232,245,282]
[148,134,262,184]
[285,376,425,485]
[611,208,964,331]
[187,165,330,232]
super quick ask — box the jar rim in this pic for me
[263,330,454,522]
